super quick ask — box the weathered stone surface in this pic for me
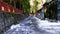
[0,12,27,34]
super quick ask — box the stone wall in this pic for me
[0,12,28,34]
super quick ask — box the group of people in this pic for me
[29,3,49,20]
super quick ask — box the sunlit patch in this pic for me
[8,9,10,12]
[2,6,4,11]
[10,24,20,29]
[13,9,15,13]
[45,30,55,33]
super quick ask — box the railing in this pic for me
[0,1,23,14]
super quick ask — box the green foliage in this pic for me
[46,1,57,19]
[20,0,30,14]
[3,0,10,4]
